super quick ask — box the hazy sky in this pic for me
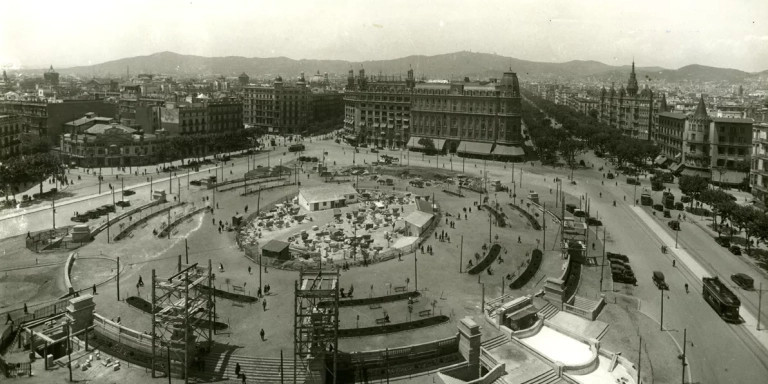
[2,0,767,72]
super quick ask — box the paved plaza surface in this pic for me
[2,134,768,383]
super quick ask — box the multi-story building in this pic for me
[244,73,342,135]
[0,100,117,141]
[344,68,414,148]
[43,66,60,86]
[598,62,661,140]
[344,68,524,158]
[410,71,523,158]
[654,97,752,185]
[59,120,164,168]
[243,74,309,135]
[0,114,21,158]
[160,99,242,136]
[751,123,768,206]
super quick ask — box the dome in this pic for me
[309,70,325,86]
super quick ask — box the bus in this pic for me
[702,276,740,323]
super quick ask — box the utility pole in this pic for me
[116,256,120,301]
[660,288,664,331]
[185,238,189,264]
[459,235,463,273]
[150,176,153,198]
[481,283,485,313]
[758,282,763,331]
[600,227,606,291]
[169,169,172,195]
[106,213,110,243]
[414,249,418,292]
[637,335,642,384]
[681,328,687,384]
[121,178,124,203]
[542,203,546,249]
[184,270,189,384]
[52,197,56,230]
[67,322,72,382]
[151,269,156,378]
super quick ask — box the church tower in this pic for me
[626,61,639,97]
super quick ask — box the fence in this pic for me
[114,203,182,241]
[25,227,74,252]
[10,299,70,327]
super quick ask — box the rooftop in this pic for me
[84,123,136,135]
[299,184,357,203]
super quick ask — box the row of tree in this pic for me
[678,174,768,249]
[521,89,659,171]
[0,153,65,199]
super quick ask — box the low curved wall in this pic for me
[509,249,543,289]
[158,206,208,238]
[90,199,165,238]
[64,251,77,295]
[508,203,541,230]
[114,203,182,241]
[338,315,450,338]
[562,341,599,375]
[509,317,544,339]
[468,244,501,275]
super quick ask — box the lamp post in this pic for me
[660,288,665,331]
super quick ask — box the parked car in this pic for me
[122,189,136,196]
[653,271,669,290]
[668,220,680,231]
[609,259,630,269]
[84,209,100,219]
[607,252,629,263]
[70,214,88,223]
[729,245,742,255]
[586,217,603,226]
[102,204,116,213]
[715,237,731,248]
[731,273,754,290]
[190,180,202,186]
[116,200,131,208]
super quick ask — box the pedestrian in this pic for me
[518,236,521,243]
[241,373,246,384]
[24,303,28,314]
[262,300,267,311]
[212,218,215,226]
[138,275,144,287]
[218,227,222,234]
[264,265,268,273]
[248,266,252,274]
[260,328,265,341]
[672,259,676,268]
[93,284,97,295]
[235,362,241,377]
[257,287,262,297]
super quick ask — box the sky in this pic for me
[2,0,768,72]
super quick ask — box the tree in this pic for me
[418,137,436,155]
[732,205,763,250]
[700,189,737,236]
[678,175,709,208]
[559,138,585,168]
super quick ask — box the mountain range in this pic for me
[51,51,767,83]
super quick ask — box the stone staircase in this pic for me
[571,296,604,316]
[202,353,315,383]
[536,301,560,320]
[521,368,560,384]
[481,335,508,351]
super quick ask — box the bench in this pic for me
[369,303,382,309]
[393,286,406,293]
[375,318,388,325]
[418,309,432,317]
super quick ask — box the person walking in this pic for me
[262,299,267,311]
[260,328,265,341]
[235,362,241,377]
[248,266,252,275]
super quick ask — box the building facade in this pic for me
[344,69,523,157]
[243,74,309,134]
[654,97,752,184]
[343,68,414,148]
[751,123,768,206]
[0,114,21,158]
[598,62,660,140]
[0,100,117,141]
[59,120,164,168]
[410,71,523,157]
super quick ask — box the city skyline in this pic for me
[2,0,768,72]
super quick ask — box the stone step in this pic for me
[537,302,560,320]
[522,369,559,384]
[203,354,309,382]
[481,335,508,350]
[572,296,600,310]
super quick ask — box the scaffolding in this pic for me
[294,269,340,384]
[151,260,215,382]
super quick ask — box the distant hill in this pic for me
[54,51,766,82]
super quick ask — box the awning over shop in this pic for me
[680,168,711,179]
[458,141,494,155]
[407,136,447,150]
[654,155,669,166]
[715,171,748,184]
[492,145,525,157]
[669,163,684,173]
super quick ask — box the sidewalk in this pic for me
[631,206,768,351]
